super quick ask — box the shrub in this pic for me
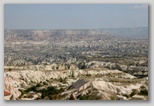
[140,85,146,89]
[59,77,66,83]
[36,83,41,87]
[130,89,137,97]
[78,92,101,100]
[111,95,118,100]
[8,68,12,71]
[139,89,148,96]
[25,85,37,92]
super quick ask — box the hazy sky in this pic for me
[4,4,148,29]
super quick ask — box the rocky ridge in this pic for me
[4,68,148,100]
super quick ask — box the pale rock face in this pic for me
[20,98,34,100]
[57,64,66,70]
[4,77,21,100]
[131,95,147,100]
[117,95,127,100]
[63,79,145,100]
[86,61,148,76]
[119,64,128,71]
[4,93,14,100]
[45,65,52,71]
[5,60,148,77]
[65,79,77,86]
[69,64,78,70]
[12,59,27,66]
[139,60,146,65]
[51,63,58,70]
[4,68,140,100]
[127,66,148,72]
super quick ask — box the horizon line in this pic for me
[4,26,148,30]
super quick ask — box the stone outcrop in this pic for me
[131,95,147,100]
[4,68,138,100]
[62,79,147,100]
[86,61,148,77]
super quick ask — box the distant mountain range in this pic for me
[4,27,148,42]
[4,29,113,42]
[99,27,148,39]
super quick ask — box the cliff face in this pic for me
[4,68,148,100]
[63,79,146,100]
[5,60,148,77]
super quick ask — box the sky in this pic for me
[4,4,148,29]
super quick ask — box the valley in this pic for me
[4,28,148,100]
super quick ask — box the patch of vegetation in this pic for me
[137,85,148,96]
[8,68,12,71]
[71,71,75,78]
[78,94,101,100]
[122,94,129,98]
[140,85,146,89]
[36,83,42,87]
[40,87,64,99]
[86,74,91,76]
[139,88,148,96]
[77,91,101,100]
[139,89,148,96]
[59,77,67,83]
[25,85,37,92]
[20,82,65,100]
[130,89,138,97]
[110,95,118,100]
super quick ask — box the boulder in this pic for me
[131,95,146,100]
